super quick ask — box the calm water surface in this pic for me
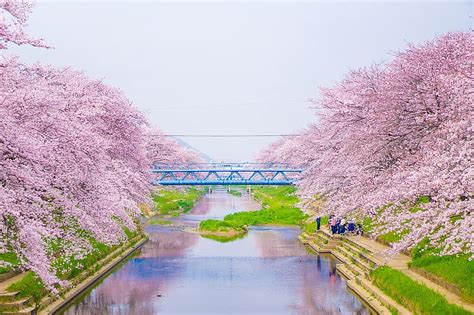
[61,189,368,315]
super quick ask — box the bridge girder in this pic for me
[152,165,303,186]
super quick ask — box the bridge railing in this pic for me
[151,164,304,186]
[152,162,303,170]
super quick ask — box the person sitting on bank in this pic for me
[330,216,337,234]
[356,223,364,236]
[339,218,346,233]
[347,219,355,234]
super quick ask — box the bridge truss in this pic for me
[152,163,303,186]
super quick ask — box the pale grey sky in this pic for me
[9,1,472,162]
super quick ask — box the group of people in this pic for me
[315,215,364,236]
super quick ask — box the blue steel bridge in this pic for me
[152,163,303,186]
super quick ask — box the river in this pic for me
[59,188,369,315]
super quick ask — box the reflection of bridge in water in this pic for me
[152,163,303,186]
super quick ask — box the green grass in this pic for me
[409,255,474,302]
[223,206,306,227]
[200,233,246,243]
[199,186,307,236]
[147,218,173,226]
[0,251,20,274]
[371,266,471,315]
[252,186,299,209]
[408,239,474,302]
[199,219,244,232]
[7,271,47,305]
[228,188,243,197]
[152,187,206,216]
[359,198,473,303]
[7,225,141,306]
[302,216,329,234]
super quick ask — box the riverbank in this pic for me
[0,233,147,315]
[147,187,207,221]
[299,229,474,314]
[198,186,307,239]
[57,189,369,314]
[40,236,147,315]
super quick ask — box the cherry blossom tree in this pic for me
[146,130,203,166]
[260,32,473,256]
[0,58,151,289]
[1,0,47,49]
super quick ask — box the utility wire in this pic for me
[148,134,301,138]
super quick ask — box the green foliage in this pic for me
[228,188,243,197]
[147,218,173,226]
[152,187,206,215]
[53,237,111,280]
[8,225,139,305]
[371,267,470,315]
[7,271,47,305]
[224,206,306,226]
[409,240,474,302]
[303,222,316,234]
[0,251,20,274]
[252,186,299,209]
[199,219,244,232]
[302,215,329,233]
[199,186,307,237]
[200,233,246,243]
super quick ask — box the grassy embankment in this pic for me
[360,197,473,304]
[4,225,142,307]
[199,186,307,239]
[372,266,471,315]
[227,188,242,197]
[149,187,206,220]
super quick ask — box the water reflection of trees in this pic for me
[290,256,368,315]
[64,230,198,315]
[254,230,368,314]
[188,192,261,216]
[254,229,308,257]
[141,230,199,258]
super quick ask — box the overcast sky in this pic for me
[9,0,472,162]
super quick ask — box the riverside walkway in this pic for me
[347,235,474,313]
[299,229,474,314]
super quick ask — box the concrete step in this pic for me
[0,270,21,283]
[359,278,411,315]
[337,246,374,273]
[343,238,383,265]
[332,250,369,278]
[0,291,20,302]
[307,240,332,254]
[2,306,36,315]
[336,264,356,280]
[341,242,380,268]
[313,233,330,245]
[0,297,30,312]
[346,279,392,315]
[0,273,27,293]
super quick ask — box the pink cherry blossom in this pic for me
[259,32,473,257]
[1,0,47,49]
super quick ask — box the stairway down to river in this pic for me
[299,230,411,315]
[0,272,35,315]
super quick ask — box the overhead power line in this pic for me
[148,134,301,138]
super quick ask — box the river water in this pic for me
[60,189,368,315]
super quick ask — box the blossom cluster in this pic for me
[0,2,201,290]
[258,32,473,256]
